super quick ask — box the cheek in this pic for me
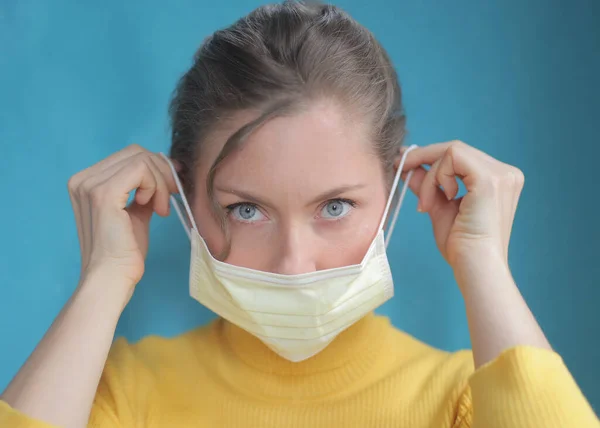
[329,194,388,265]
[224,225,276,269]
[322,219,380,267]
[313,196,387,269]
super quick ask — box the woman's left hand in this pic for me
[400,140,525,273]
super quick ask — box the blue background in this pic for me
[1,0,599,413]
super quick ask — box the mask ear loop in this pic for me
[159,153,198,241]
[378,144,418,249]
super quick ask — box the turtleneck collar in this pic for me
[209,313,396,401]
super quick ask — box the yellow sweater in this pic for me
[1,313,598,427]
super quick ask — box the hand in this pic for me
[67,144,179,304]
[400,141,525,273]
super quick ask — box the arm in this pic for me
[1,146,179,428]
[454,248,550,368]
[401,141,599,427]
[401,141,552,366]
[0,273,129,428]
[453,249,599,428]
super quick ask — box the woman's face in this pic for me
[191,99,391,273]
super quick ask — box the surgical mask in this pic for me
[161,145,416,362]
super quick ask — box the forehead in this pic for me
[198,99,381,192]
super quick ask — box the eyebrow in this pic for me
[214,184,367,208]
[306,184,366,205]
[214,187,274,209]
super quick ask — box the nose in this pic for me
[271,225,317,275]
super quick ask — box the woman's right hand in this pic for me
[67,144,179,305]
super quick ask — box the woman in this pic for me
[1,2,597,427]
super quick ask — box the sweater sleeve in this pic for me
[0,338,137,427]
[0,383,123,428]
[0,393,122,428]
[455,346,599,428]
[0,399,58,428]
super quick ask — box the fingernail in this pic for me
[417,200,424,212]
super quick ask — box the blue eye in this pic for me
[227,203,266,223]
[321,199,354,219]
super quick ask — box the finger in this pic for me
[401,166,427,196]
[120,160,157,209]
[401,165,448,213]
[69,144,146,188]
[151,154,180,195]
[145,156,172,217]
[83,153,159,212]
[401,164,461,256]
[436,153,460,201]
[401,141,485,172]
[431,197,462,257]
[443,144,489,192]
[419,158,445,213]
[413,143,489,194]
[68,144,146,251]
[81,153,169,205]
[70,146,152,271]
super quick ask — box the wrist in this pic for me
[452,245,512,295]
[76,267,134,316]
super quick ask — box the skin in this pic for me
[0,98,550,427]
[193,100,386,272]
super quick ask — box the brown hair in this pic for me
[169,0,406,258]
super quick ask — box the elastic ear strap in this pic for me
[380,144,418,248]
[159,153,198,240]
[385,169,413,249]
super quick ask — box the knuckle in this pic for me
[89,185,108,205]
[508,166,525,186]
[488,166,524,191]
[78,178,94,196]
[135,151,153,165]
[137,156,154,174]
[490,174,503,188]
[126,153,148,172]
[446,140,465,156]
[67,175,79,193]
[126,143,145,154]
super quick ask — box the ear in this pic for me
[393,155,401,172]
[392,146,406,175]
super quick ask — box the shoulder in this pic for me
[364,319,476,426]
[104,320,219,376]
[90,323,220,425]
[384,322,475,380]
[382,322,476,399]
